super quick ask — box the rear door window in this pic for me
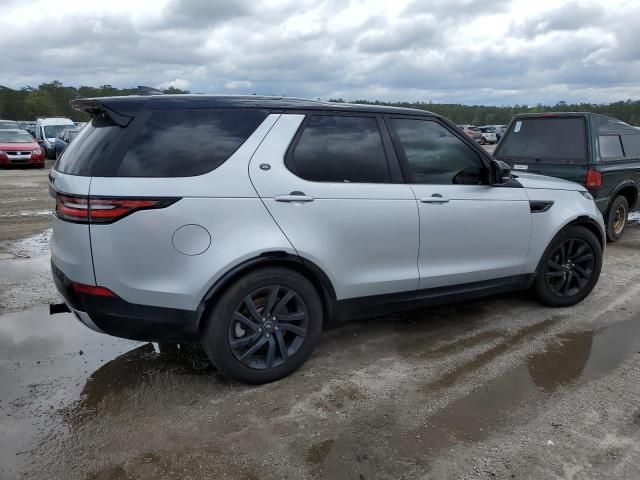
[621,135,640,158]
[115,109,268,177]
[496,117,587,164]
[599,135,624,160]
[287,115,392,183]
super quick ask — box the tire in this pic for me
[605,195,629,242]
[534,225,602,307]
[201,267,323,384]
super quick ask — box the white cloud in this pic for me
[0,0,638,105]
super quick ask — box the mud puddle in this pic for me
[0,306,208,477]
[419,317,640,448]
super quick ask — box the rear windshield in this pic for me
[55,114,124,176]
[496,117,587,164]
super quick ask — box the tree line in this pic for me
[0,82,189,121]
[1,81,639,126]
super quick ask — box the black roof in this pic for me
[71,95,437,121]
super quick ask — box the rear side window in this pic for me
[116,109,268,177]
[55,114,124,176]
[497,117,587,164]
[599,135,624,159]
[390,118,485,185]
[621,135,640,158]
[288,115,391,183]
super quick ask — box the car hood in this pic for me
[0,142,38,150]
[514,172,586,192]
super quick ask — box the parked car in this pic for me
[54,128,81,158]
[19,121,37,137]
[479,127,498,144]
[494,112,640,241]
[0,129,45,168]
[49,96,605,384]
[480,125,506,141]
[35,117,74,159]
[457,124,483,143]
[0,120,21,130]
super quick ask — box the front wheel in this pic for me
[606,195,629,242]
[534,226,602,307]
[201,267,323,384]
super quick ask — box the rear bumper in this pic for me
[51,260,200,342]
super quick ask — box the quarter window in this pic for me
[621,135,640,158]
[599,135,624,159]
[289,115,391,183]
[116,109,268,177]
[391,118,485,185]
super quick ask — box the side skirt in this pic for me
[331,274,536,322]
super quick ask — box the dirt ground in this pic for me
[1,163,640,479]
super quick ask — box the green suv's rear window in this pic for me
[496,117,588,164]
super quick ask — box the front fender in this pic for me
[524,189,605,273]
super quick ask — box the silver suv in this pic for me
[50,96,605,384]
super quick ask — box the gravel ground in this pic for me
[1,162,639,479]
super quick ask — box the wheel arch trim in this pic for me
[608,181,638,212]
[533,216,605,275]
[194,252,336,330]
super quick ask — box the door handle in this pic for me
[420,194,450,203]
[274,192,314,203]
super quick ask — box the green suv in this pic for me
[494,112,640,241]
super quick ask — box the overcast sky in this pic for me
[2,0,639,105]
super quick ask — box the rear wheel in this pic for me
[534,226,602,307]
[201,267,323,384]
[606,195,629,242]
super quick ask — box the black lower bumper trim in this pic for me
[51,261,199,342]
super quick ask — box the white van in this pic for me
[35,117,74,158]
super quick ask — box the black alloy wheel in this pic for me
[202,267,323,384]
[535,225,602,307]
[227,285,308,370]
[544,237,595,297]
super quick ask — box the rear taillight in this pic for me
[71,282,116,297]
[54,194,178,224]
[585,169,602,188]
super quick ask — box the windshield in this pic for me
[0,131,34,143]
[44,125,71,138]
[496,117,587,164]
[481,127,495,133]
[0,121,21,130]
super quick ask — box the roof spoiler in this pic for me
[70,99,133,127]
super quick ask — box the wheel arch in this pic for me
[609,182,638,213]
[194,252,336,332]
[534,216,604,275]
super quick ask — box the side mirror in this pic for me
[492,160,512,185]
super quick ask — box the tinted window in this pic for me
[290,115,391,183]
[116,109,268,177]
[55,113,124,176]
[599,135,623,159]
[621,135,640,158]
[496,117,587,164]
[391,118,485,185]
